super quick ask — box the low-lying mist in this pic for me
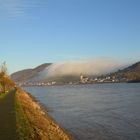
[38,59,127,79]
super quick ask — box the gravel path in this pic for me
[0,90,16,140]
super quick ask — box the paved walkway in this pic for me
[0,90,16,140]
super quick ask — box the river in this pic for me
[24,83,140,140]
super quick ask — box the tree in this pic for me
[0,62,15,93]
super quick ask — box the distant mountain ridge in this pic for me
[120,61,140,81]
[102,61,140,82]
[11,63,51,82]
[11,61,140,83]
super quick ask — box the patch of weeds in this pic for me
[0,91,9,99]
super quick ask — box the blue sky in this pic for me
[0,0,140,73]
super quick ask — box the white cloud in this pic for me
[0,0,24,17]
[0,0,47,17]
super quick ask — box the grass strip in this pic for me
[0,91,9,99]
[15,88,74,140]
[15,90,35,140]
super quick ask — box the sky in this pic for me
[0,0,140,73]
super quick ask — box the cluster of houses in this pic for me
[18,74,128,87]
[80,75,89,83]
[18,81,56,86]
[80,74,128,84]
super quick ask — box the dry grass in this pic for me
[16,88,74,140]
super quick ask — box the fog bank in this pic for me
[39,59,126,78]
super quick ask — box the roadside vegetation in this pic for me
[0,62,15,97]
[15,88,35,140]
[0,91,9,99]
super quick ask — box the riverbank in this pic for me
[16,87,74,140]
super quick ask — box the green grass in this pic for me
[15,93,34,140]
[0,91,9,99]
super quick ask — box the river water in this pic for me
[24,83,140,140]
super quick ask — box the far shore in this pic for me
[19,81,140,88]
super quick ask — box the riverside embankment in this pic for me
[16,88,74,140]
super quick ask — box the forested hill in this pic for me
[105,61,140,82]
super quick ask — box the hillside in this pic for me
[103,61,140,82]
[11,63,51,83]
[120,61,140,82]
[11,61,140,84]
[42,75,80,83]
